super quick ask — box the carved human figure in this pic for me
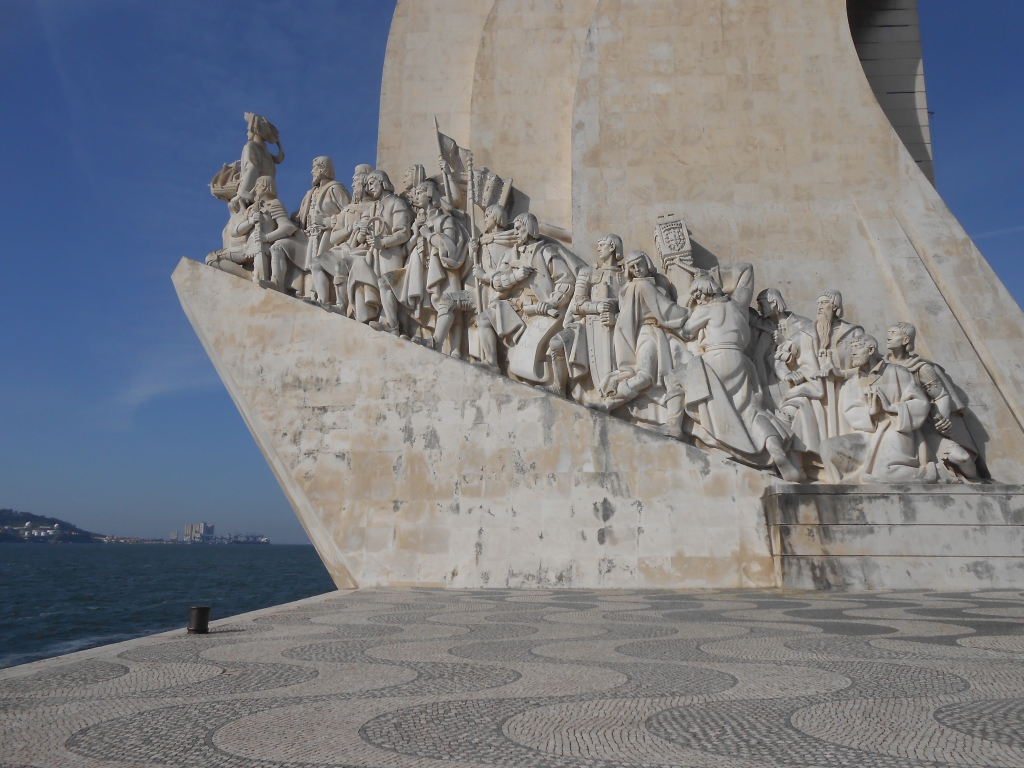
[311,165,374,315]
[774,290,864,450]
[267,157,351,299]
[885,322,979,480]
[359,170,413,334]
[406,179,472,355]
[232,176,297,285]
[469,205,520,372]
[680,273,804,482]
[234,113,284,206]
[549,234,626,402]
[748,289,814,407]
[819,335,937,484]
[591,251,690,431]
[488,213,587,386]
[206,197,252,278]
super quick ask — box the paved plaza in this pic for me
[3,589,1024,767]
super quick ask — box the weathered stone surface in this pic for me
[766,485,1024,589]
[378,0,1024,484]
[173,258,777,590]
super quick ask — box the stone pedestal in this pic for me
[766,485,1024,589]
[173,258,778,590]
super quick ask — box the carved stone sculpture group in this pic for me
[205,114,986,486]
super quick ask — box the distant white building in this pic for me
[183,523,214,543]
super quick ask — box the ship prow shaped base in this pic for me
[175,258,1024,591]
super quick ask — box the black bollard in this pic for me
[187,606,211,634]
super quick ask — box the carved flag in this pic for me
[435,117,470,176]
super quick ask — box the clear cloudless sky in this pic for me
[1,1,1022,544]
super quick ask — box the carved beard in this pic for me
[816,306,835,350]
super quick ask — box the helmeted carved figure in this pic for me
[232,176,296,286]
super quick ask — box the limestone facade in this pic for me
[379,0,1024,484]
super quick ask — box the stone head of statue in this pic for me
[311,156,335,185]
[690,274,724,305]
[513,213,540,246]
[625,250,655,280]
[352,171,369,203]
[886,322,916,354]
[404,165,427,193]
[919,365,944,400]
[412,179,441,211]
[850,334,880,370]
[816,290,844,321]
[245,112,277,141]
[484,204,508,233]
[757,288,787,320]
[366,170,394,200]
[252,175,278,203]
[597,234,624,267]
[244,113,283,163]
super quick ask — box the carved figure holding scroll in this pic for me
[359,170,413,335]
[819,335,937,484]
[234,113,284,207]
[550,234,626,403]
[680,272,804,482]
[886,322,980,480]
[408,179,473,355]
[234,176,297,287]
[272,156,352,300]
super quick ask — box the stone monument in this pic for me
[177,0,1024,591]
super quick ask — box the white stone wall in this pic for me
[174,259,777,590]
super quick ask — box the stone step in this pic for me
[774,524,1024,558]
[766,485,1024,526]
[778,555,1024,591]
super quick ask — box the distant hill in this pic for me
[0,509,103,543]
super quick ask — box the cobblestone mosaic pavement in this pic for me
[4,589,1024,767]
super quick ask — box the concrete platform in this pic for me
[4,588,1024,767]
[767,485,1024,590]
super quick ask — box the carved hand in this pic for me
[934,414,953,435]
[514,265,536,282]
[473,265,487,281]
[876,388,897,414]
[785,371,806,386]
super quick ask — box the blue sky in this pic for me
[1,1,1022,544]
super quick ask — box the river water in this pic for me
[0,544,336,668]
